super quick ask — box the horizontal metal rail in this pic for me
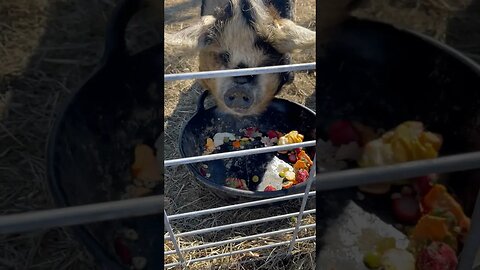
[164,63,316,82]
[167,191,316,221]
[164,235,316,268]
[164,140,315,167]
[3,151,480,235]
[165,209,316,240]
[164,224,316,256]
[316,151,480,191]
[0,196,164,234]
[4,151,480,234]
[458,190,480,270]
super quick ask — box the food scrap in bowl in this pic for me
[319,119,471,269]
[201,128,314,192]
[122,144,162,199]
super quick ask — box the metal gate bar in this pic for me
[164,236,316,268]
[316,151,480,190]
[164,141,315,167]
[164,63,316,82]
[165,209,316,240]
[1,151,480,235]
[164,162,317,268]
[167,191,316,221]
[164,223,316,256]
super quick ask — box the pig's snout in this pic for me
[224,88,254,110]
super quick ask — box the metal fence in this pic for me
[0,62,480,269]
[163,62,317,269]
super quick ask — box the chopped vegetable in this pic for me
[295,169,309,183]
[225,178,248,190]
[204,138,215,155]
[416,242,458,270]
[284,171,296,181]
[278,130,304,145]
[411,215,453,243]
[264,185,276,192]
[288,152,297,163]
[213,132,235,147]
[422,184,470,232]
[232,140,241,149]
[252,175,259,183]
[376,237,396,254]
[114,237,132,265]
[359,121,442,167]
[392,194,421,224]
[380,248,415,270]
[328,120,360,146]
[413,175,434,197]
[363,251,382,269]
[132,144,162,182]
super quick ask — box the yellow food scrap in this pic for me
[284,171,296,181]
[359,121,442,167]
[132,144,162,182]
[204,138,215,155]
[277,131,304,146]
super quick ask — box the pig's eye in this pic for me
[219,52,230,65]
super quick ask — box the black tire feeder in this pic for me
[46,0,163,269]
[315,17,480,266]
[179,90,317,202]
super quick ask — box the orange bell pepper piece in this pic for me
[423,184,471,232]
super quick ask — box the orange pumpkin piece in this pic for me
[132,144,162,182]
[282,181,294,189]
[297,150,313,167]
[423,184,471,231]
[232,140,241,149]
[411,215,452,242]
[294,160,308,171]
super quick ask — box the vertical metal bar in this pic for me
[164,210,186,266]
[287,156,316,254]
[458,189,480,270]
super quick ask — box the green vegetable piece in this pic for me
[363,251,382,269]
[376,237,396,254]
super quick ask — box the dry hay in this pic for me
[164,0,316,269]
[0,0,160,269]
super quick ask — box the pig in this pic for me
[165,0,315,116]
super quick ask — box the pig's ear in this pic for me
[164,16,217,54]
[265,19,315,54]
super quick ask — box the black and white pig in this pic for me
[165,0,315,116]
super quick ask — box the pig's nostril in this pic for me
[228,96,235,101]
[243,96,250,102]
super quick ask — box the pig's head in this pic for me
[165,0,315,116]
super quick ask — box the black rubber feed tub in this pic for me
[315,17,480,268]
[180,90,316,202]
[46,0,163,269]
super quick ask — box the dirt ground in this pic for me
[1,0,480,269]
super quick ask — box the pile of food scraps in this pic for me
[111,140,163,269]
[202,128,314,192]
[320,120,471,269]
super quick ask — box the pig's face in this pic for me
[165,0,315,116]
